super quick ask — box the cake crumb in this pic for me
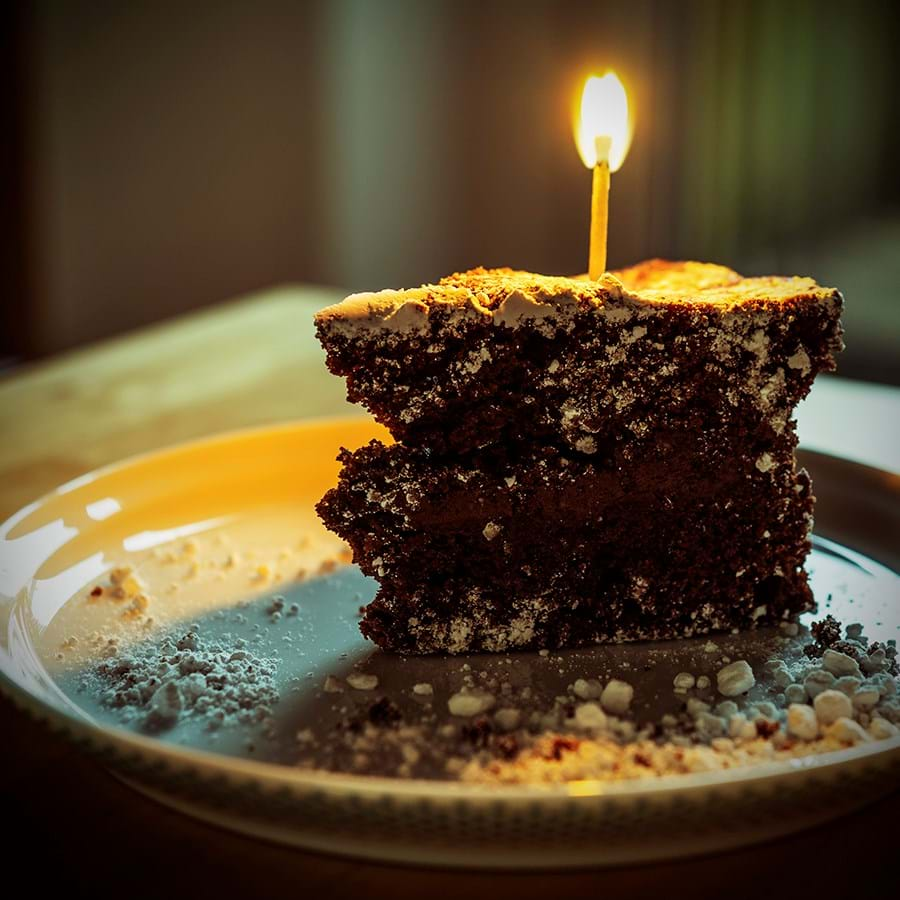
[828,717,869,745]
[573,702,607,730]
[448,689,495,717]
[786,703,819,740]
[109,566,134,586]
[600,679,634,714]
[869,718,898,740]
[572,678,603,700]
[347,672,379,691]
[813,689,853,725]
[717,660,755,696]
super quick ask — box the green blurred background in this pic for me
[4,0,899,381]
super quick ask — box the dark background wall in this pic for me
[5,0,899,381]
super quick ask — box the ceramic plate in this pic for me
[1,419,898,868]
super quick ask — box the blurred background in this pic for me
[3,0,899,382]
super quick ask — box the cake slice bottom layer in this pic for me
[317,440,816,654]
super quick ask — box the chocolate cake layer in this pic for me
[318,437,815,653]
[316,261,843,457]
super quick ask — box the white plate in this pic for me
[1,419,898,868]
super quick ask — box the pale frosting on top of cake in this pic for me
[315,259,839,334]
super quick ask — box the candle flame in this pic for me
[574,72,632,171]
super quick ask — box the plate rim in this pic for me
[2,417,899,805]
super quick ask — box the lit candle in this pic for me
[574,73,633,279]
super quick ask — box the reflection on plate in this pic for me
[2,420,899,868]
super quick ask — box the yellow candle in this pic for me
[574,73,633,279]
[589,136,611,279]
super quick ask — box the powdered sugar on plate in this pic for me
[82,624,279,733]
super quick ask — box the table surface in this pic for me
[1,285,897,897]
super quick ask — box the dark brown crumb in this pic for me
[337,714,364,734]
[367,697,402,726]
[804,614,843,658]
[546,736,579,761]
[803,615,897,675]
[494,735,520,760]
[831,640,866,661]
[755,719,779,738]
[461,717,493,748]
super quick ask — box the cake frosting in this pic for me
[315,261,841,336]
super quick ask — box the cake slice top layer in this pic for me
[316,259,840,334]
[315,258,843,456]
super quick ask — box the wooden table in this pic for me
[1,286,897,897]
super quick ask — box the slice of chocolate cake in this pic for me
[315,260,843,654]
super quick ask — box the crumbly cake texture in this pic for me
[315,260,843,655]
[318,436,813,653]
[315,260,843,456]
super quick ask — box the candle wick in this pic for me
[594,135,612,167]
